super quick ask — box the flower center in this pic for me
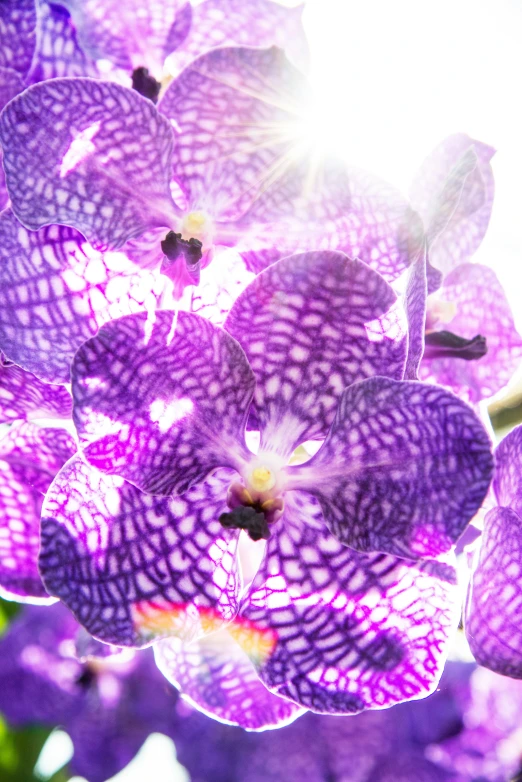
[219,461,285,542]
[249,465,276,493]
[179,210,215,250]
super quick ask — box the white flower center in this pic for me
[179,210,214,250]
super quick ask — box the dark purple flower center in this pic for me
[161,231,203,283]
[131,67,162,103]
[424,330,488,361]
[76,665,97,690]
[219,504,271,541]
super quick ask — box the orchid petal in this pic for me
[290,377,493,559]
[40,456,241,647]
[159,45,312,221]
[493,425,522,515]
[28,2,99,83]
[0,209,163,383]
[420,263,522,403]
[224,251,406,458]
[60,0,189,77]
[0,422,75,602]
[167,0,309,78]
[410,134,495,275]
[239,492,460,714]
[403,245,428,380]
[0,358,72,423]
[0,67,24,210]
[72,310,254,495]
[465,506,522,678]
[155,628,304,729]
[0,78,178,248]
[0,0,36,79]
[234,162,424,284]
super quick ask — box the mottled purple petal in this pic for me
[0,209,163,383]
[239,492,460,714]
[40,456,240,647]
[0,67,24,209]
[156,628,304,729]
[493,424,522,514]
[0,0,36,79]
[224,251,406,458]
[179,248,255,326]
[0,78,178,248]
[72,310,254,495]
[159,45,312,221]
[290,377,493,559]
[61,0,188,76]
[27,1,99,82]
[234,161,424,284]
[465,506,522,678]
[0,358,72,423]
[167,0,309,78]
[410,134,495,275]
[420,263,522,403]
[0,422,75,601]
[403,245,428,380]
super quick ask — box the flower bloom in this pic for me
[409,134,522,404]
[40,251,493,719]
[0,46,421,295]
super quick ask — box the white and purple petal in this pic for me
[159,45,312,222]
[465,506,522,678]
[234,161,424,284]
[290,377,493,559]
[155,628,305,729]
[492,424,522,514]
[403,245,428,380]
[167,0,309,78]
[225,251,406,457]
[0,422,76,602]
[0,358,72,423]
[410,134,495,275]
[0,0,37,80]
[421,263,522,403]
[60,0,188,77]
[238,493,460,714]
[72,310,254,495]
[0,78,178,248]
[40,457,241,647]
[28,1,99,82]
[0,209,163,383]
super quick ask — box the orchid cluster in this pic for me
[0,0,521,780]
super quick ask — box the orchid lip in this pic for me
[424,330,488,361]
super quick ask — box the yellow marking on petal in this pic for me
[229,616,277,665]
[180,210,215,249]
[132,600,222,641]
[250,465,276,492]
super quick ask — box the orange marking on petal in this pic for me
[228,615,278,665]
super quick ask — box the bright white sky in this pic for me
[303,0,522,328]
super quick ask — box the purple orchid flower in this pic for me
[0,602,181,782]
[39,251,492,717]
[0,46,421,296]
[173,660,476,782]
[408,134,522,403]
[0,421,76,602]
[59,0,309,85]
[465,424,522,678]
